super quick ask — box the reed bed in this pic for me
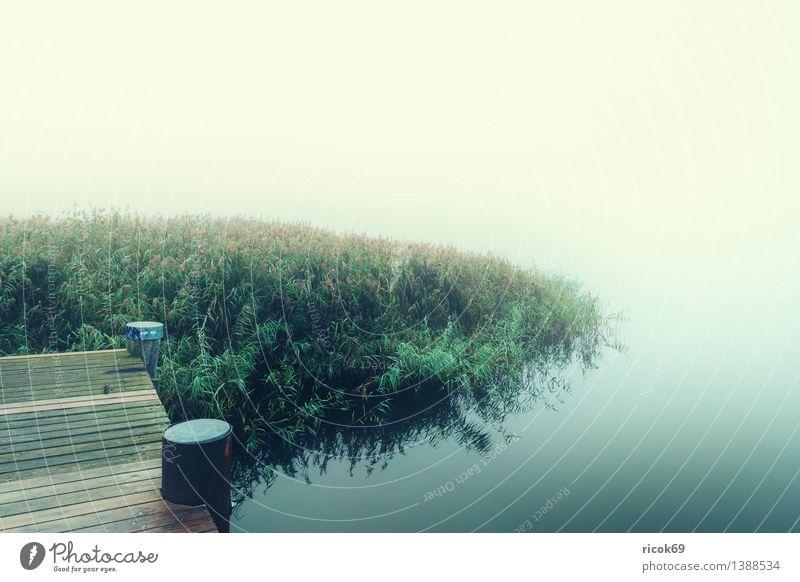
[0,211,607,451]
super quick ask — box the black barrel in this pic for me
[161,419,233,533]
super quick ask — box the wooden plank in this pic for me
[0,349,126,363]
[0,392,159,416]
[0,414,169,448]
[0,408,169,441]
[0,425,165,460]
[0,389,156,412]
[0,473,161,516]
[0,438,163,473]
[0,382,156,404]
[0,443,163,483]
[0,362,149,384]
[0,489,167,529]
[0,354,133,368]
[0,465,161,505]
[142,516,218,533]
[59,500,204,532]
[1,378,152,395]
[0,354,143,383]
[0,399,166,428]
[2,499,203,533]
[0,350,217,534]
[0,423,168,456]
[0,364,149,385]
[0,459,161,491]
[0,372,149,392]
[69,505,214,533]
[0,358,145,379]
[0,395,160,417]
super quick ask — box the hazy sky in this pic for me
[1,2,798,305]
[4,5,797,534]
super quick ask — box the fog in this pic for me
[2,2,798,304]
[3,2,800,532]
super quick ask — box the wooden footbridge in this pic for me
[0,348,219,533]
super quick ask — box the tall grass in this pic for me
[0,211,609,452]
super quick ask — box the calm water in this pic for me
[230,237,800,532]
[3,0,798,534]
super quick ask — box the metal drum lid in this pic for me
[163,418,231,445]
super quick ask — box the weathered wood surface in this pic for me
[0,349,217,533]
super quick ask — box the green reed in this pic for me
[0,211,609,451]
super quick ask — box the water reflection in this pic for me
[229,338,610,512]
